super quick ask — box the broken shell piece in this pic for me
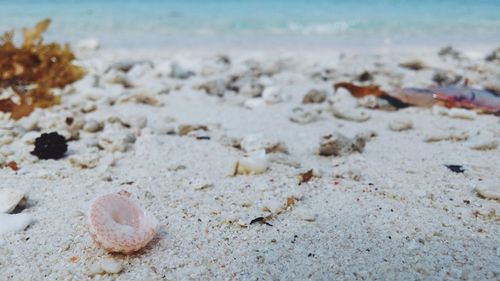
[118,93,160,106]
[195,79,226,97]
[399,59,427,71]
[447,108,476,120]
[240,133,287,154]
[388,120,413,132]
[243,98,266,109]
[232,150,269,175]
[88,191,159,254]
[289,107,321,125]
[170,62,195,79]
[0,213,33,235]
[424,130,468,142]
[357,95,379,109]
[332,106,370,122]
[303,89,327,104]
[476,180,500,200]
[87,258,124,276]
[178,124,208,136]
[69,151,100,169]
[0,188,26,213]
[467,131,498,150]
[83,119,104,133]
[318,132,368,157]
[262,86,283,104]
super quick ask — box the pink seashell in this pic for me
[88,191,159,254]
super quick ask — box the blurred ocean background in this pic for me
[0,0,499,50]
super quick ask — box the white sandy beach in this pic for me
[0,47,499,280]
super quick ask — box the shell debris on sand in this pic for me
[318,132,370,157]
[240,133,287,154]
[0,188,26,213]
[331,106,370,122]
[87,190,159,254]
[303,89,327,104]
[0,188,32,235]
[289,107,321,125]
[232,149,269,175]
[423,130,469,142]
[388,119,413,132]
[476,180,500,200]
[262,86,283,104]
[467,131,499,150]
[0,213,33,235]
[87,258,124,276]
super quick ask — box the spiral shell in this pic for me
[88,191,159,254]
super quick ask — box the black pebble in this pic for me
[357,71,373,82]
[31,132,68,160]
[445,165,465,173]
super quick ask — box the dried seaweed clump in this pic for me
[0,19,85,119]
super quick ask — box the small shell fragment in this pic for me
[0,188,26,213]
[476,180,500,200]
[240,134,286,154]
[318,132,367,157]
[467,132,498,150]
[303,89,326,104]
[388,120,413,132]
[447,108,476,120]
[232,150,269,175]
[424,131,469,142]
[332,106,370,122]
[0,213,33,234]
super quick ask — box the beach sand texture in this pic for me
[0,48,499,280]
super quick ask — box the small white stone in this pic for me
[240,133,285,153]
[467,132,498,150]
[170,62,194,79]
[69,152,100,169]
[82,102,97,113]
[0,188,26,213]
[432,105,449,116]
[243,98,266,109]
[289,107,320,125]
[98,129,135,152]
[262,86,283,104]
[447,108,476,120]
[424,130,469,142]
[357,95,379,108]
[388,120,413,132]
[83,119,103,133]
[332,106,370,122]
[303,89,327,104]
[476,180,500,200]
[232,150,269,175]
[100,259,123,274]
[87,263,105,276]
[0,213,33,234]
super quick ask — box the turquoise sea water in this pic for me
[0,0,499,49]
